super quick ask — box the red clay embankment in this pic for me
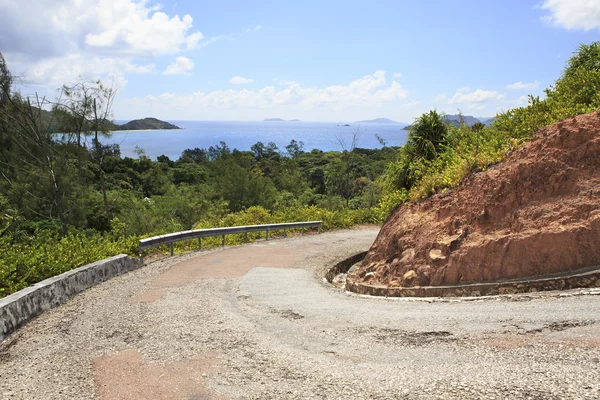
[351,111,600,288]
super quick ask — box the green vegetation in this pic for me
[2,41,600,297]
[0,51,397,296]
[381,41,600,204]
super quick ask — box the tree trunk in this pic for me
[93,99,110,219]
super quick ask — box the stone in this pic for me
[428,249,446,261]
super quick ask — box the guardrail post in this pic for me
[198,237,201,250]
[244,232,248,243]
[284,228,287,238]
[222,234,225,247]
[318,225,321,234]
[266,228,269,241]
[169,242,174,256]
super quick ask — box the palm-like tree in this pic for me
[407,110,449,161]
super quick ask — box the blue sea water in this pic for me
[106,120,408,160]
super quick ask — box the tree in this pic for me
[250,141,266,159]
[208,141,231,161]
[564,42,600,76]
[180,147,208,164]
[406,110,449,161]
[285,139,304,158]
[0,77,73,234]
[54,80,117,219]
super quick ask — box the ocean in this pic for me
[105,120,408,160]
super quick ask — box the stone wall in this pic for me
[345,266,600,297]
[324,251,368,283]
[0,254,141,341]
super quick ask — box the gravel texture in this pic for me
[1,227,599,399]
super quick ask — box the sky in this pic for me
[1,0,600,122]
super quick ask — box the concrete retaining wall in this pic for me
[0,254,141,342]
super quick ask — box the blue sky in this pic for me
[1,0,599,122]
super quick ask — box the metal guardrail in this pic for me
[138,221,322,263]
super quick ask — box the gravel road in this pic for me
[1,227,599,400]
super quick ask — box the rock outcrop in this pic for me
[352,111,600,288]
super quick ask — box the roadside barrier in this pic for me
[138,221,322,263]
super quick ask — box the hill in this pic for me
[356,118,401,124]
[350,110,600,289]
[402,114,489,130]
[113,117,180,131]
[480,117,497,126]
[28,109,179,132]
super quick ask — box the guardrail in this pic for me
[138,221,322,263]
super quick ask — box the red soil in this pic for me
[352,111,600,288]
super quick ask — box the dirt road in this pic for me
[1,228,599,399]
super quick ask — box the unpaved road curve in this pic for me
[1,227,600,400]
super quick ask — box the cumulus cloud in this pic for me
[123,70,408,116]
[507,80,540,90]
[540,0,600,31]
[164,57,195,75]
[230,76,255,85]
[393,72,402,78]
[0,0,203,86]
[7,53,154,87]
[448,88,506,109]
[1,0,203,57]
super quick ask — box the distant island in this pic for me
[356,118,401,124]
[402,114,493,130]
[112,117,180,131]
[33,108,180,132]
[264,118,301,122]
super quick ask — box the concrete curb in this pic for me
[326,252,600,297]
[0,254,141,342]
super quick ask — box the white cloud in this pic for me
[230,76,255,85]
[435,93,447,102]
[448,88,506,109]
[507,80,540,90]
[540,0,600,31]
[9,53,154,87]
[0,0,203,86]
[393,72,402,78]
[122,70,409,117]
[164,57,195,75]
[246,25,263,32]
[277,80,299,86]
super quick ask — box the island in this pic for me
[402,114,491,130]
[264,118,285,122]
[356,117,401,124]
[112,117,180,131]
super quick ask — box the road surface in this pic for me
[1,227,599,399]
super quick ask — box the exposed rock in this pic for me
[428,249,446,261]
[351,111,600,288]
